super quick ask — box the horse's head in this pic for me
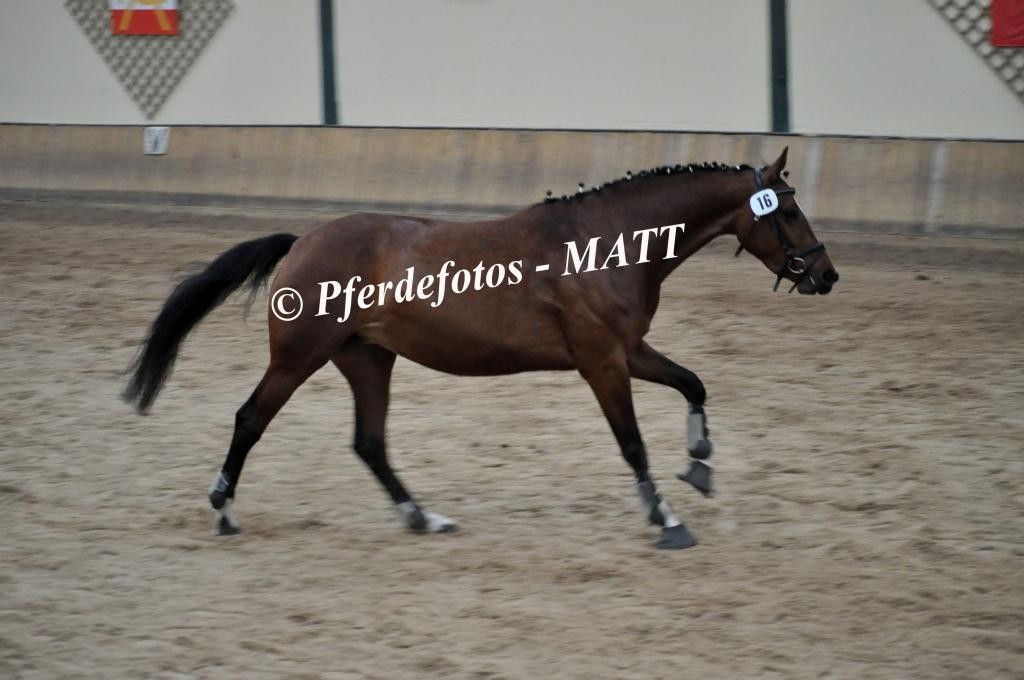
[730,148,838,295]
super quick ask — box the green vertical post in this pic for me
[769,0,790,133]
[319,0,338,125]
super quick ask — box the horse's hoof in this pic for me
[213,498,240,535]
[398,502,457,534]
[407,515,457,534]
[424,510,457,534]
[678,460,714,497]
[216,515,241,536]
[655,523,698,550]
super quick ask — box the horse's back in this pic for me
[266,209,576,374]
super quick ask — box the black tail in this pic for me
[124,232,298,413]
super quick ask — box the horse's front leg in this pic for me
[627,341,714,496]
[578,349,697,550]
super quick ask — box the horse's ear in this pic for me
[766,146,789,180]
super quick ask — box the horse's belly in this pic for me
[365,306,574,376]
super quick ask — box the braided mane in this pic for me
[542,161,755,204]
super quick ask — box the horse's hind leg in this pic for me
[332,339,456,534]
[209,357,322,535]
[627,341,714,496]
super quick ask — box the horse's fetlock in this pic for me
[636,480,661,516]
[396,501,428,532]
[209,470,233,509]
[209,489,227,510]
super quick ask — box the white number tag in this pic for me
[749,188,778,217]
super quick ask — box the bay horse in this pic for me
[125,147,837,550]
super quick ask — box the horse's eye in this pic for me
[782,208,799,219]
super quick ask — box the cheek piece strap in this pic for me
[734,167,826,293]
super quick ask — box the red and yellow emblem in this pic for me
[992,0,1024,47]
[110,0,179,36]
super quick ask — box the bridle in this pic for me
[734,167,826,293]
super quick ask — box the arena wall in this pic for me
[2,124,1021,237]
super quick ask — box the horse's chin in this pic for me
[795,276,833,295]
[796,278,818,295]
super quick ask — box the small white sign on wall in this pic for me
[144,126,170,155]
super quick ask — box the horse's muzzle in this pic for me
[798,266,839,295]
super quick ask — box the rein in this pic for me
[734,167,826,293]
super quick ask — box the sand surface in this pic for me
[1,201,1022,679]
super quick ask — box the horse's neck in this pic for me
[581,174,745,284]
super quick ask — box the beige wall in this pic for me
[3,125,1021,237]
[334,0,770,131]
[1,1,1022,138]
[0,0,320,125]
[790,0,1024,140]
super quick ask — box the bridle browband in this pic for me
[734,167,826,293]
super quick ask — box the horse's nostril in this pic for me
[822,268,839,284]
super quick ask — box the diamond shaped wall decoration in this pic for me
[927,0,1024,102]
[65,0,235,119]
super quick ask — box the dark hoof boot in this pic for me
[678,460,713,497]
[688,439,713,459]
[217,515,241,536]
[656,523,698,550]
[209,489,228,510]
